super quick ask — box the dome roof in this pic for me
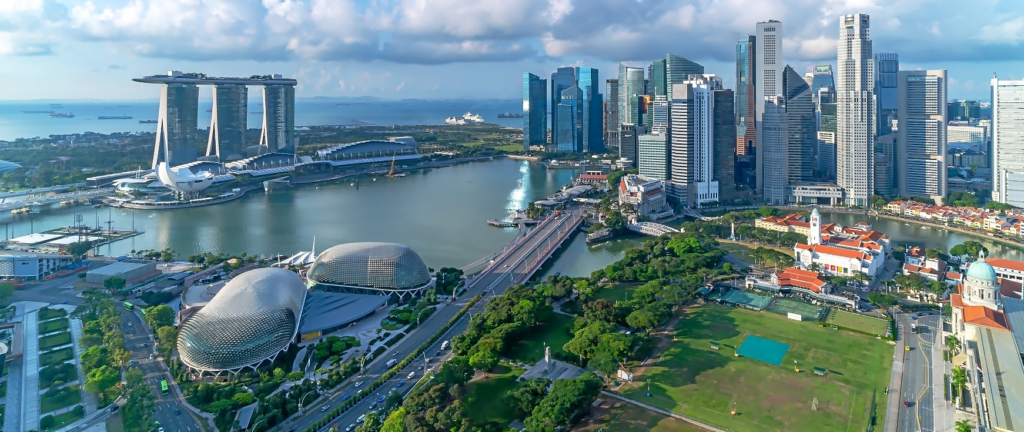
[308,242,431,290]
[966,257,999,284]
[178,268,306,372]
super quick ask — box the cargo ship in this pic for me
[98,115,132,120]
[21,110,52,114]
[49,112,74,118]
[497,112,523,118]
[139,120,158,124]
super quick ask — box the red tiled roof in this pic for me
[962,305,1011,331]
[776,267,828,293]
[580,174,607,179]
[999,278,1023,300]
[946,271,962,280]
[951,293,964,308]
[800,243,867,260]
[985,258,1024,273]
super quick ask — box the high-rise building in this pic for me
[604,79,619,151]
[556,86,583,153]
[755,20,783,195]
[948,100,982,122]
[638,133,669,181]
[153,82,199,168]
[206,84,248,161]
[817,102,838,181]
[990,76,1024,206]
[836,14,875,207]
[619,124,645,167]
[641,95,654,131]
[260,83,296,152]
[875,134,896,197]
[714,88,737,201]
[550,67,576,149]
[665,54,704,100]
[810,65,835,105]
[760,66,815,204]
[649,59,667,97]
[650,95,669,134]
[736,36,757,157]
[576,67,604,152]
[875,53,899,135]
[668,76,731,206]
[618,65,646,128]
[523,73,548,151]
[897,70,947,202]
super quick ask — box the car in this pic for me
[174,409,181,415]
[149,354,154,359]
[397,381,404,387]
[342,394,351,401]
[143,343,148,347]
[392,351,398,357]
[110,405,119,413]
[321,405,329,412]
[61,300,69,304]
[903,400,910,407]
[377,395,385,403]
[911,316,917,320]
[129,360,135,366]
[158,428,164,432]
[906,346,911,351]
[370,402,377,409]
[418,365,423,370]
[345,426,354,432]
[354,381,363,387]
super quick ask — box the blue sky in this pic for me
[0,0,1022,101]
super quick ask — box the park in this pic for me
[621,304,893,432]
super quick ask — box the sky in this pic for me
[0,0,1022,101]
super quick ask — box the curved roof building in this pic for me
[0,160,21,174]
[178,268,306,374]
[308,242,433,299]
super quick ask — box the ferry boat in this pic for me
[49,112,75,118]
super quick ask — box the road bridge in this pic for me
[627,221,679,237]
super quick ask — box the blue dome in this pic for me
[966,258,998,284]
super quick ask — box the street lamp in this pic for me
[298,390,318,413]
[248,418,267,431]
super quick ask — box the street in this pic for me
[897,312,941,432]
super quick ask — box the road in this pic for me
[897,311,941,432]
[121,309,202,432]
[275,209,583,432]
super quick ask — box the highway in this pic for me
[896,311,940,432]
[274,208,583,432]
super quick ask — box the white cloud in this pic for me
[978,17,1024,44]
[396,81,405,91]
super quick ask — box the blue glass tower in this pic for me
[550,67,576,150]
[557,86,582,153]
[576,67,604,153]
[523,73,547,151]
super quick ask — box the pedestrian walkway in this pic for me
[65,313,97,426]
[884,310,906,432]
[22,303,42,431]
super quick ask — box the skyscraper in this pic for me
[638,133,669,181]
[206,84,248,161]
[875,53,899,135]
[152,81,199,168]
[736,36,756,157]
[522,73,547,151]
[990,76,1024,206]
[665,54,704,100]
[875,134,896,197]
[836,14,875,207]
[760,66,815,204]
[619,124,645,167]
[604,79,619,151]
[618,65,646,127]
[550,67,576,149]
[649,59,667,97]
[817,102,838,181]
[576,67,604,152]
[669,76,730,206]
[714,88,737,201]
[260,83,296,152]
[810,65,836,105]
[755,20,783,195]
[650,95,669,134]
[897,70,947,202]
[556,86,583,153]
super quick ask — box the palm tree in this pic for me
[946,335,961,356]
[951,366,968,406]
[955,419,973,432]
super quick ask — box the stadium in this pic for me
[307,242,435,300]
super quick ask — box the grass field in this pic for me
[39,347,74,368]
[507,313,573,364]
[593,285,633,304]
[40,390,81,414]
[621,304,893,432]
[39,332,72,351]
[38,318,69,335]
[574,401,707,432]
[38,308,67,321]
[493,144,523,152]
[42,406,84,431]
[465,365,524,427]
[828,310,890,336]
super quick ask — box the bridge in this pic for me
[627,221,680,237]
[680,207,722,221]
[0,188,112,213]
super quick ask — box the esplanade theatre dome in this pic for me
[308,242,433,297]
[178,268,307,374]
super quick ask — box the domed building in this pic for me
[177,268,307,375]
[307,242,434,300]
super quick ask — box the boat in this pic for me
[49,112,75,118]
[387,155,406,178]
[139,120,158,124]
[98,115,132,120]
[445,116,466,125]
[497,112,523,118]
[462,112,484,123]
[20,110,52,114]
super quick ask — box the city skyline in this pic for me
[0,0,1021,101]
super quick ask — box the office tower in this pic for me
[650,96,669,134]
[991,76,1024,206]
[755,20,783,195]
[669,76,729,206]
[875,134,896,197]
[206,84,248,161]
[619,124,645,167]
[641,95,654,131]
[604,79,619,151]
[875,53,899,135]
[650,59,667,97]
[760,66,815,204]
[260,83,295,152]
[736,36,756,157]
[817,102,838,180]
[665,54,704,100]
[836,14,874,207]
[638,134,669,180]
[523,73,548,151]
[152,82,199,168]
[714,88,737,201]
[619,65,646,127]
[575,67,603,152]
[810,65,835,105]
[556,86,583,153]
[897,70,947,202]
[550,67,576,149]
[949,100,982,122]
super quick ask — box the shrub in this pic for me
[72,405,85,416]
[40,415,55,429]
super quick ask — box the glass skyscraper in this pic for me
[556,86,583,153]
[260,84,295,153]
[604,79,619,151]
[550,67,576,149]
[665,54,704,100]
[875,53,899,135]
[618,64,646,127]
[576,67,603,152]
[735,36,756,157]
[649,59,667,97]
[810,65,836,105]
[207,84,248,161]
[523,73,547,150]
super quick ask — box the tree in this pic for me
[985,201,1014,211]
[950,241,988,259]
[156,326,178,353]
[143,305,175,328]
[79,346,110,373]
[84,365,121,395]
[111,347,132,369]
[380,407,407,432]
[523,372,603,432]
[951,366,967,407]
[469,347,499,371]
[508,378,551,416]
[66,241,93,259]
[0,281,14,306]
[955,419,973,432]
[625,309,658,332]
[945,335,961,355]
[232,392,255,405]
[103,276,126,294]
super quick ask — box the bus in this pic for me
[123,302,134,311]
[386,359,397,368]
[160,380,168,394]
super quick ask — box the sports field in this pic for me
[721,289,772,310]
[828,309,890,336]
[622,304,893,432]
[767,298,824,321]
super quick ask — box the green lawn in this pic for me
[38,318,70,335]
[579,402,707,432]
[40,388,81,414]
[828,310,890,336]
[494,144,523,152]
[39,347,74,368]
[465,365,524,427]
[38,308,67,321]
[39,332,73,351]
[507,313,574,364]
[720,241,758,264]
[42,406,85,431]
[620,304,893,432]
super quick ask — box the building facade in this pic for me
[206,84,248,161]
[619,124,644,168]
[991,77,1024,206]
[638,134,669,181]
[811,65,836,105]
[618,65,646,129]
[556,86,583,153]
[755,20,783,195]
[714,88,737,202]
[576,67,603,153]
[523,73,548,151]
[761,66,815,204]
[665,54,704,100]
[550,67,576,149]
[153,82,200,168]
[259,83,296,153]
[875,53,899,136]
[836,14,875,207]
[736,36,757,157]
[897,70,948,202]
[618,174,671,219]
[604,79,619,152]
[818,102,838,181]
[875,134,897,197]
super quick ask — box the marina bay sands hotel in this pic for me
[133,71,297,168]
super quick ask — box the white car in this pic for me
[354,381,363,387]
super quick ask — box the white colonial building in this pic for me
[793,208,885,279]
